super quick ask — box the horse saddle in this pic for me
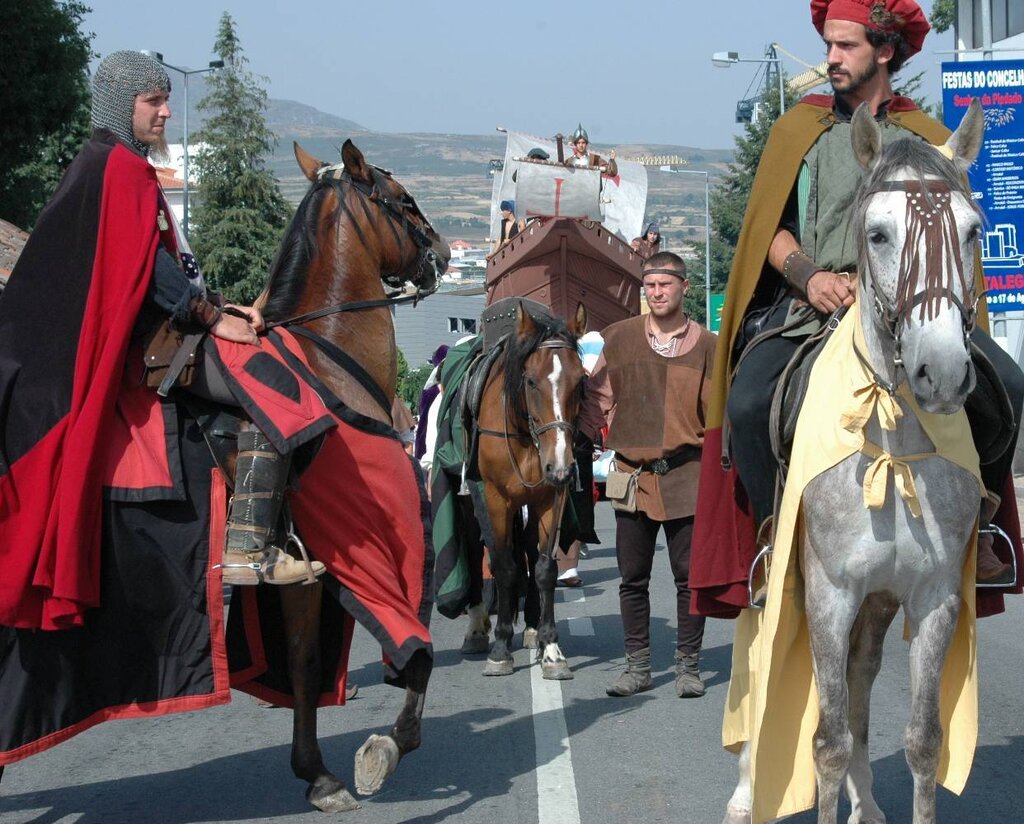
[457,341,509,479]
[481,297,554,352]
[769,307,846,481]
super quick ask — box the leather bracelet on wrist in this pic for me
[781,250,821,294]
[189,296,223,330]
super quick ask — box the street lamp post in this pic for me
[140,50,223,238]
[712,44,786,116]
[663,168,712,324]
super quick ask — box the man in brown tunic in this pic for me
[579,252,718,697]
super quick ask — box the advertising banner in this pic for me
[941,60,1024,312]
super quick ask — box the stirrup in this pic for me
[976,524,1018,589]
[748,518,774,609]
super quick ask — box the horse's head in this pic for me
[506,302,588,487]
[294,140,450,294]
[852,100,985,414]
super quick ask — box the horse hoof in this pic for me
[460,633,490,655]
[719,805,751,824]
[541,660,574,680]
[522,628,539,649]
[483,658,514,676]
[307,780,361,813]
[354,733,400,796]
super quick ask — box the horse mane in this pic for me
[502,314,580,426]
[854,137,979,324]
[261,179,344,323]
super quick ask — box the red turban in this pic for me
[810,0,929,57]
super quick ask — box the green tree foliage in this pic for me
[395,348,434,409]
[0,1,93,228]
[930,0,956,34]
[189,12,292,304]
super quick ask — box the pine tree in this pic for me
[189,12,292,304]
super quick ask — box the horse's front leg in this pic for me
[803,540,861,824]
[355,648,432,795]
[483,493,517,676]
[521,510,541,650]
[721,741,753,824]
[903,588,961,824]
[535,498,572,680]
[279,582,359,813]
[845,593,899,824]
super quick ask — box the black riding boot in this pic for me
[221,427,325,586]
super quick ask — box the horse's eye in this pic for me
[868,231,888,246]
[966,226,980,244]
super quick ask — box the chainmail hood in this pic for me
[91,50,171,156]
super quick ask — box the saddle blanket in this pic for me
[724,299,982,824]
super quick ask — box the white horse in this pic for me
[724,99,986,824]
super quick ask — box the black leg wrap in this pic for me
[226,427,292,553]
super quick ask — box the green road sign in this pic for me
[708,293,725,333]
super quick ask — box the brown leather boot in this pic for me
[606,647,653,697]
[220,428,325,586]
[674,651,705,698]
[977,491,1013,586]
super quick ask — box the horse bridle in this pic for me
[862,178,979,373]
[502,339,580,490]
[323,161,444,288]
[265,162,445,416]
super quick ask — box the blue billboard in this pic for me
[941,60,1024,313]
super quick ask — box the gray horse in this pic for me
[724,99,986,824]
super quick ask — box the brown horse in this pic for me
[245,139,449,812]
[463,303,587,679]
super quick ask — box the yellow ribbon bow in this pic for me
[842,381,902,435]
[860,441,935,519]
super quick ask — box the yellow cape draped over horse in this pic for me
[724,299,982,824]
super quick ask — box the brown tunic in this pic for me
[601,315,717,521]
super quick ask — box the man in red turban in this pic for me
[692,0,1024,815]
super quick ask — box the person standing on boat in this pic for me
[492,199,524,253]
[578,251,717,698]
[564,123,618,176]
[631,222,661,259]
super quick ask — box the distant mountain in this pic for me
[264,99,367,137]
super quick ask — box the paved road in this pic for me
[2,500,1023,824]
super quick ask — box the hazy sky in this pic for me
[85,0,954,149]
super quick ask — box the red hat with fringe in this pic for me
[811,0,929,57]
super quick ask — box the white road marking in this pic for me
[531,661,581,824]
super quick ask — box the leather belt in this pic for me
[616,444,701,476]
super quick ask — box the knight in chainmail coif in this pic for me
[0,49,333,612]
[91,50,172,156]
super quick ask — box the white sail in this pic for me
[489,130,648,243]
